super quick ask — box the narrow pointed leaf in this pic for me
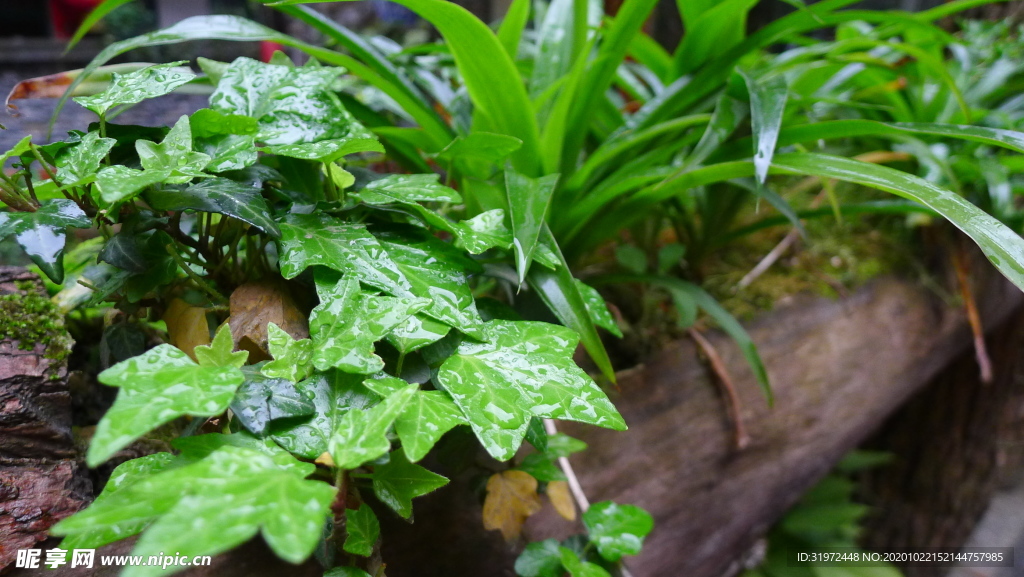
[741,70,788,185]
[506,170,558,283]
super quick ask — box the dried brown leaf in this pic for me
[547,480,576,521]
[163,298,210,361]
[482,470,542,541]
[227,280,308,363]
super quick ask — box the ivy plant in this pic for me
[0,57,640,575]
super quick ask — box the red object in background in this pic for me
[49,0,104,39]
[260,41,286,63]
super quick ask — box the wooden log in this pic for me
[373,262,1022,576]
[0,267,90,571]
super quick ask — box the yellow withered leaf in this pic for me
[163,298,210,361]
[482,470,543,541]
[547,480,576,521]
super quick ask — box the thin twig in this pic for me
[543,418,590,512]
[952,243,993,383]
[737,230,799,289]
[688,327,750,450]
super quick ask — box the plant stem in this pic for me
[165,243,227,303]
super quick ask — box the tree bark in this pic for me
[0,267,90,572]
[376,258,1021,577]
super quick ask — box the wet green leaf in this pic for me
[74,61,196,117]
[505,170,558,283]
[369,449,449,519]
[190,108,259,138]
[277,214,411,294]
[364,376,465,462]
[232,368,315,436]
[545,433,587,458]
[56,445,334,577]
[581,501,654,562]
[343,504,379,557]
[195,324,248,368]
[89,345,244,466]
[517,453,566,482]
[515,539,564,577]
[329,384,417,469]
[261,323,313,382]
[375,227,486,338]
[95,165,167,205]
[559,547,612,577]
[309,271,429,373]
[741,70,788,185]
[54,131,115,187]
[454,209,512,254]
[146,177,280,237]
[136,116,211,184]
[385,313,451,354]
[436,320,625,461]
[575,281,622,338]
[55,453,176,553]
[270,370,380,459]
[353,173,462,205]
[0,199,91,283]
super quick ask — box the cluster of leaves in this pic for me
[56,0,1024,404]
[743,451,901,577]
[0,53,649,575]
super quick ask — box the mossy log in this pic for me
[0,267,90,571]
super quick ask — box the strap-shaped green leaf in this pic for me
[506,169,558,284]
[90,345,244,466]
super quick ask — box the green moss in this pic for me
[0,291,73,363]
[702,216,914,321]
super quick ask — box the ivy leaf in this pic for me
[505,169,558,284]
[581,501,654,562]
[329,384,417,469]
[146,177,280,237]
[364,377,466,462]
[136,116,211,184]
[55,453,176,553]
[54,131,115,188]
[210,57,379,160]
[546,433,587,458]
[89,345,244,466]
[575,281,622,338]
[74,62,196,117]
[95,165,167,205]
[559,547,612,577]
[264,137,383,163]
[189,108,259,138]
[343,504,380,557]
[261,323,314,383]
[57,445,334,577]
[517,453,566,482]
[0,199,91,283]
[386,313,451,354]
[482,470,542,541]
[515,539,564,577]
[375,227,486,338]
[277,214,411,296]
[270,370,380,459]
[368,449,449,519]
[309,271,429,373]
[232,368,316,436]
[353,174,462,205]
[195,324,248,369]
[436,320,625,461]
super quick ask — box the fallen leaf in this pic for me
[315,452,335,467]
[483,470,542,541]
[228,280,308,362]
[163,298,210,361]
[547,480,576,521]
